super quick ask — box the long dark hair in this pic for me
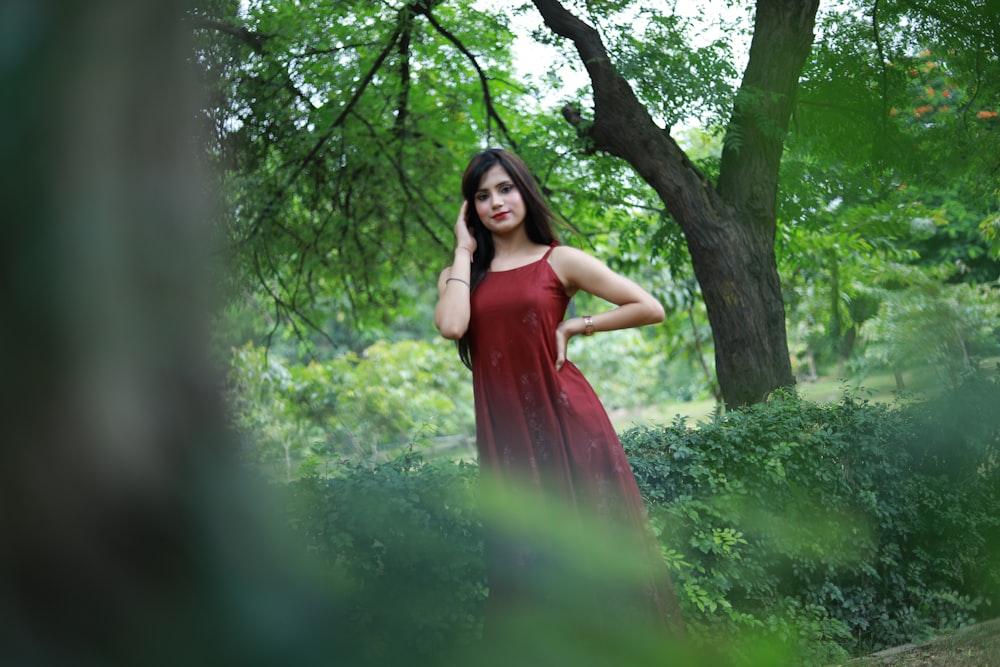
[457,148,559,369]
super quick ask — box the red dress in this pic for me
[468,244,683,638]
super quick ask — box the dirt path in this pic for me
[835,619,1000,666]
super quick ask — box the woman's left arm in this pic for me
[550,246,665,371]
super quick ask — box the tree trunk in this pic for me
[2,2,341,662]
[532,0,817,408]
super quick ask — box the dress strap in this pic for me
[542,241,558,261]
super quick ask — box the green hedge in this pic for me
[282,376,1000,665]
[285,454,485,665]
[623,375,1000,659]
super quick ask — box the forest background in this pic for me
[203,1,1000,660]
[3,0,999,665]
[205,0,1000,474]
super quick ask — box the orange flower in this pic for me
[925,87,935,97]
[920,48,932,56]
[889,108,898,116]
[977,110,999,119]
[942,89,952,98]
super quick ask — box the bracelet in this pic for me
[583,315,595,336]
[446,277,470,288]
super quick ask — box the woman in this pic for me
[434,148,683,641]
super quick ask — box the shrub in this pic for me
[283,453,486,664]
[622,377,1000,659]
[228,338,475,473]
[277,377,1000,664]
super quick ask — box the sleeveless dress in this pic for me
[468,244,683,639]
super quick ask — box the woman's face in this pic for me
[473,164,526,237]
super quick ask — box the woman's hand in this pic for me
[435,201,476,340]
[454,201,476,256]
[554,317,583,371]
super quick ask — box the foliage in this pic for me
[622,377,1000,658]
[281,453,706,665]
[564,327,661,409]
[569,304,717,405]
[777,185,933,373]
[983,212,1000,261]
[199,0,1000,408]
[192,0,526,343]
[227,337,475,475]
[274,377,1000,663]
[611,8,739,128]
[795,1,1000,191]
[778,0,1000,370]
[283,453,486,664]
[905,184,1000,283]
[227,326,719,475]
[854,263,1000,383]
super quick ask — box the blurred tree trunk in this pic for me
[1,2,344,664]
[1,1,217,661]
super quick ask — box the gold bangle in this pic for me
[583,315,594,336]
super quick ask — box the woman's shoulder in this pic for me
[547,244,606,292]
[549,244,600,269]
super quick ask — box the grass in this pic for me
[608,368,937,432]
[832,618,1000,666]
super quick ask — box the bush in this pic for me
[283,453,486,664]
[228,338,475,474]
[277,377,1000,664]
[622,376,1000,658]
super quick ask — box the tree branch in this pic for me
[187,17,268,54]
[531,0,715,228]
[190,16,315,110]
[350,110,448,248]
[423,11,518,149]
[396,18,413,140]
[237,11,408,251]
[872,0,890,138]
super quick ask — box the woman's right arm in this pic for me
[434,202,476,340]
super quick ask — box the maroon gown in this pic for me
[468,244,682,638]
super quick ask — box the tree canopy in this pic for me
[196,0,1000,404]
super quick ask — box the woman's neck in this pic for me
[491,230,539,258]
[489,232,548,271]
